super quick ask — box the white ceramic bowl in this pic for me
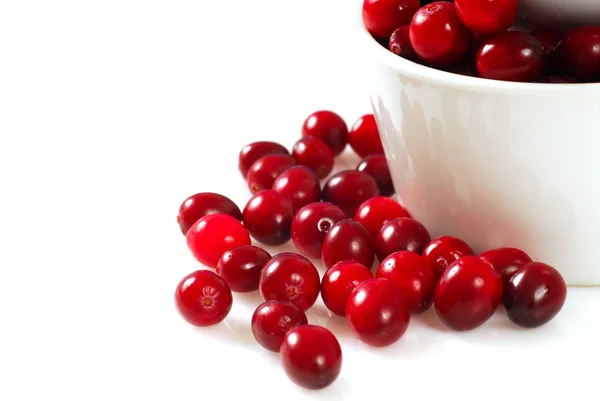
[356,12,600,285]
[517,0,600,29]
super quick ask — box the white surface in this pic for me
[0,1,599,400]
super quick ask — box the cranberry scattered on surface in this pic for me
[389,25,418,62]
[246,154,295,194]
[291,202,346,259]
[322,170,380,217]
[186,214,251,268]
[174,269,233,327]
[301,110,349,156]
[354,196,410,238]
[479,247,533,289]
[504,262,567,328]
[251,300,308,352]
[321,261,374,316]
[356,154,394,197]
[292,137,334,179]
[422,235,474,278]
[362,0,421,40]
[281,325,342,390]
[376,217,431,261]
[555,25,600,82]
[243,190,294,246]
[348,114,384,158]
[454,0,516,37]
[177,192,242,236]
[239,141,289,178]
[322,219,375,270]
[216,245,272,293]
[272,166,321,214]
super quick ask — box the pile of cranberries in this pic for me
[363,0,600,83]
[174,109,567,390]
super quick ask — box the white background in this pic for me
[1,0,599,400]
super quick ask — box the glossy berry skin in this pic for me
[292,137,334,179]
[357,154,394,196]
[186,214,251,268]
[243,190,294,246]
[422,235,474,278]
[454,0,517,36]
[376,217,431,261]
[251,300,308,352]
[409,2,471,67]
[246,154,295,194]
[476,32,544,82]
[504,262,567,328]
[272,166,321,214]
[348,114,384,158]
[346,278,410,347]
[322,170,380,217]
[216,245,272,293]
[259,253,321,311]
[177,192,242,236]
[239,141,289,178]
[174,270,233,327]
[362,0,421,40]
[321,261,374,316]
[531,28,563,56]
[281,325,342,390]
[556,25,600,82]
[322,219,375,270]
[479,247,533,289]
[301,110,348,156]
[434,256,503,331]
[389,25,418,62]
[376,251,436,314]
[353,196,410,238]
[291,202,346,259]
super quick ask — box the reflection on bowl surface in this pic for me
[517,0,600,29]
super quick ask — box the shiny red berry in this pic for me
[292,137,334,179]
[301,110,348,156]
[353,196,410,238]
[348,114,384,158]
[454,0,516,36]
[389,25,418,62]
[555,25,600,82]
[322,219,375,270]
[322,170,380,217]
[239,141,289,178]
[177,192,242,236]
[272,166,321,214]
[479,247,533,289]
[356,154,394,197]
[321,261,374,316]
[251,300,308,352]
[531,28,563,56]
[246,154,295,194]
[216,245,272,293]
[243,190,294,246]
[375,217,431,261]
[422,235,474,278]
[362,0,421,40]
[291,202,346,259]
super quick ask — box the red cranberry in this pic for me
[479,247,533,289]
[356,154,394,197]
[353,196,410,238]
[409,2,471,67]
[348,114,384,158]
[174,270,233,327]
[216,245,272,293]
[177,192,242,236]
[292,137,334,179]
[321,261,374,316]
[454,0,516,36]
[322,219,375,270]
[536,75,577,83]
[291,202,346,259]
[259,252,321,311]
[251,300,308,352]
[239,141,289,178]
[504,262,567,328]
[422,235,474,278]
[272,166,321,214]
[389,25,418,62]
[434,256,503,331]
[346,278,410,347]
[186,214,251,268]
[376,251,436,314]
[531,28,563,56]
[246,154,295,194]
[362,0,421,40]
[322,170,380,217]
[476,32,544,82]
[242,190,293,246]
[376,217,431,261]
[555,25,600,82]
[281,325,342,390]
[301,110,348,156]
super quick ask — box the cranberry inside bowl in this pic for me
[356,5,600,286]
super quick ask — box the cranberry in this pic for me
[409,2,471,67]
[531,28,563,56]
[356,154,394,196]
[376,251,436,314]
[243,190,294,246]
[362,0,421,40]
[555,25,600,82]
[454,0,516,36]
[216,245,272,293]
[376,217,431,261]
[536,75,577,83]
[479,247,533,289]
[476,32,544,82]
[346,278,410,347]
[246,154,295,194]
[301,110,348,156]
[281,325,342,390]
[422,235,474,278]
[321,261,374,316]
[291,202,346,259]
[292,137,334,179]
[348,114,384,158]
[504,262,567,328]
[353,196,410,238]
[322,170,380,217]
[259,252,321,311]
[177,192,242,236]
[322,219,375,270]
[272,166,321,214]
[389,25,418,62]
[434,256,503,331]
[251,300,308,352]
[239,141,289,178]
[186,214,251,268]
[174,269,233,327]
